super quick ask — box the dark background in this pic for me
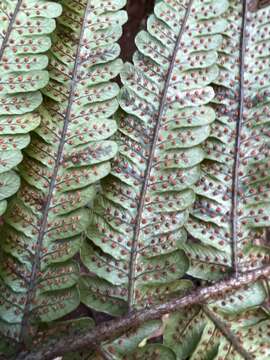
[120,0,155,61]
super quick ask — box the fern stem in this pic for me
[231,0,248,276]
[127,0,194,312]
[19,0,92,342]
[96,348,114,360]
[203,306,253,360]
[0,0,23,60]
[18,265,270,360]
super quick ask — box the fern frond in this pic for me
[81,0,228,315]
[0,0,62,215]
[184,0,270,280]
[0,0,126,345]
[164,282,270,359]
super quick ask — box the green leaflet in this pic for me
[0,0,126,345]
[81,0,228,315]
[97,320,165,360]
[58,319,172,360]
[184,1,270,280]
[100,344,176,360]
[164,282,270,360]
[0,0,62,215]
[87,320,170,360]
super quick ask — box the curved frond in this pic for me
[81,0,228,315]
[0,0,62,214]
[184,1,270,280]
[0,0,126,345]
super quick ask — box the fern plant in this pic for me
[0,0,127,348]
[0,0,61,215]
[1,0,270,359]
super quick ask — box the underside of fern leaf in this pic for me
[0,0,62,215]
[81,284,270,360]
[81,0,229,316]
[184,0,270,281]
[160,1,270,358]
[37,318,169,360]
[96,320,175,360]
[164,282,270,359]
[0,0,126,346]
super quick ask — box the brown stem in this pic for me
[17,265,270,360]
[19,0,92,342]
[95,347,114,360]
[203,307,253,360]
[0,0,23,60]
[231,0,247,276]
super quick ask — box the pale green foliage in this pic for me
[161,2,270,359]
[80,1,270,358]
[63,320,172,360]
[164,283,270,359]
[0,0,62,215]
[184,0,270,280]
[0,0,270,359]
[81,0,228,316]
[0,0,126,346]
